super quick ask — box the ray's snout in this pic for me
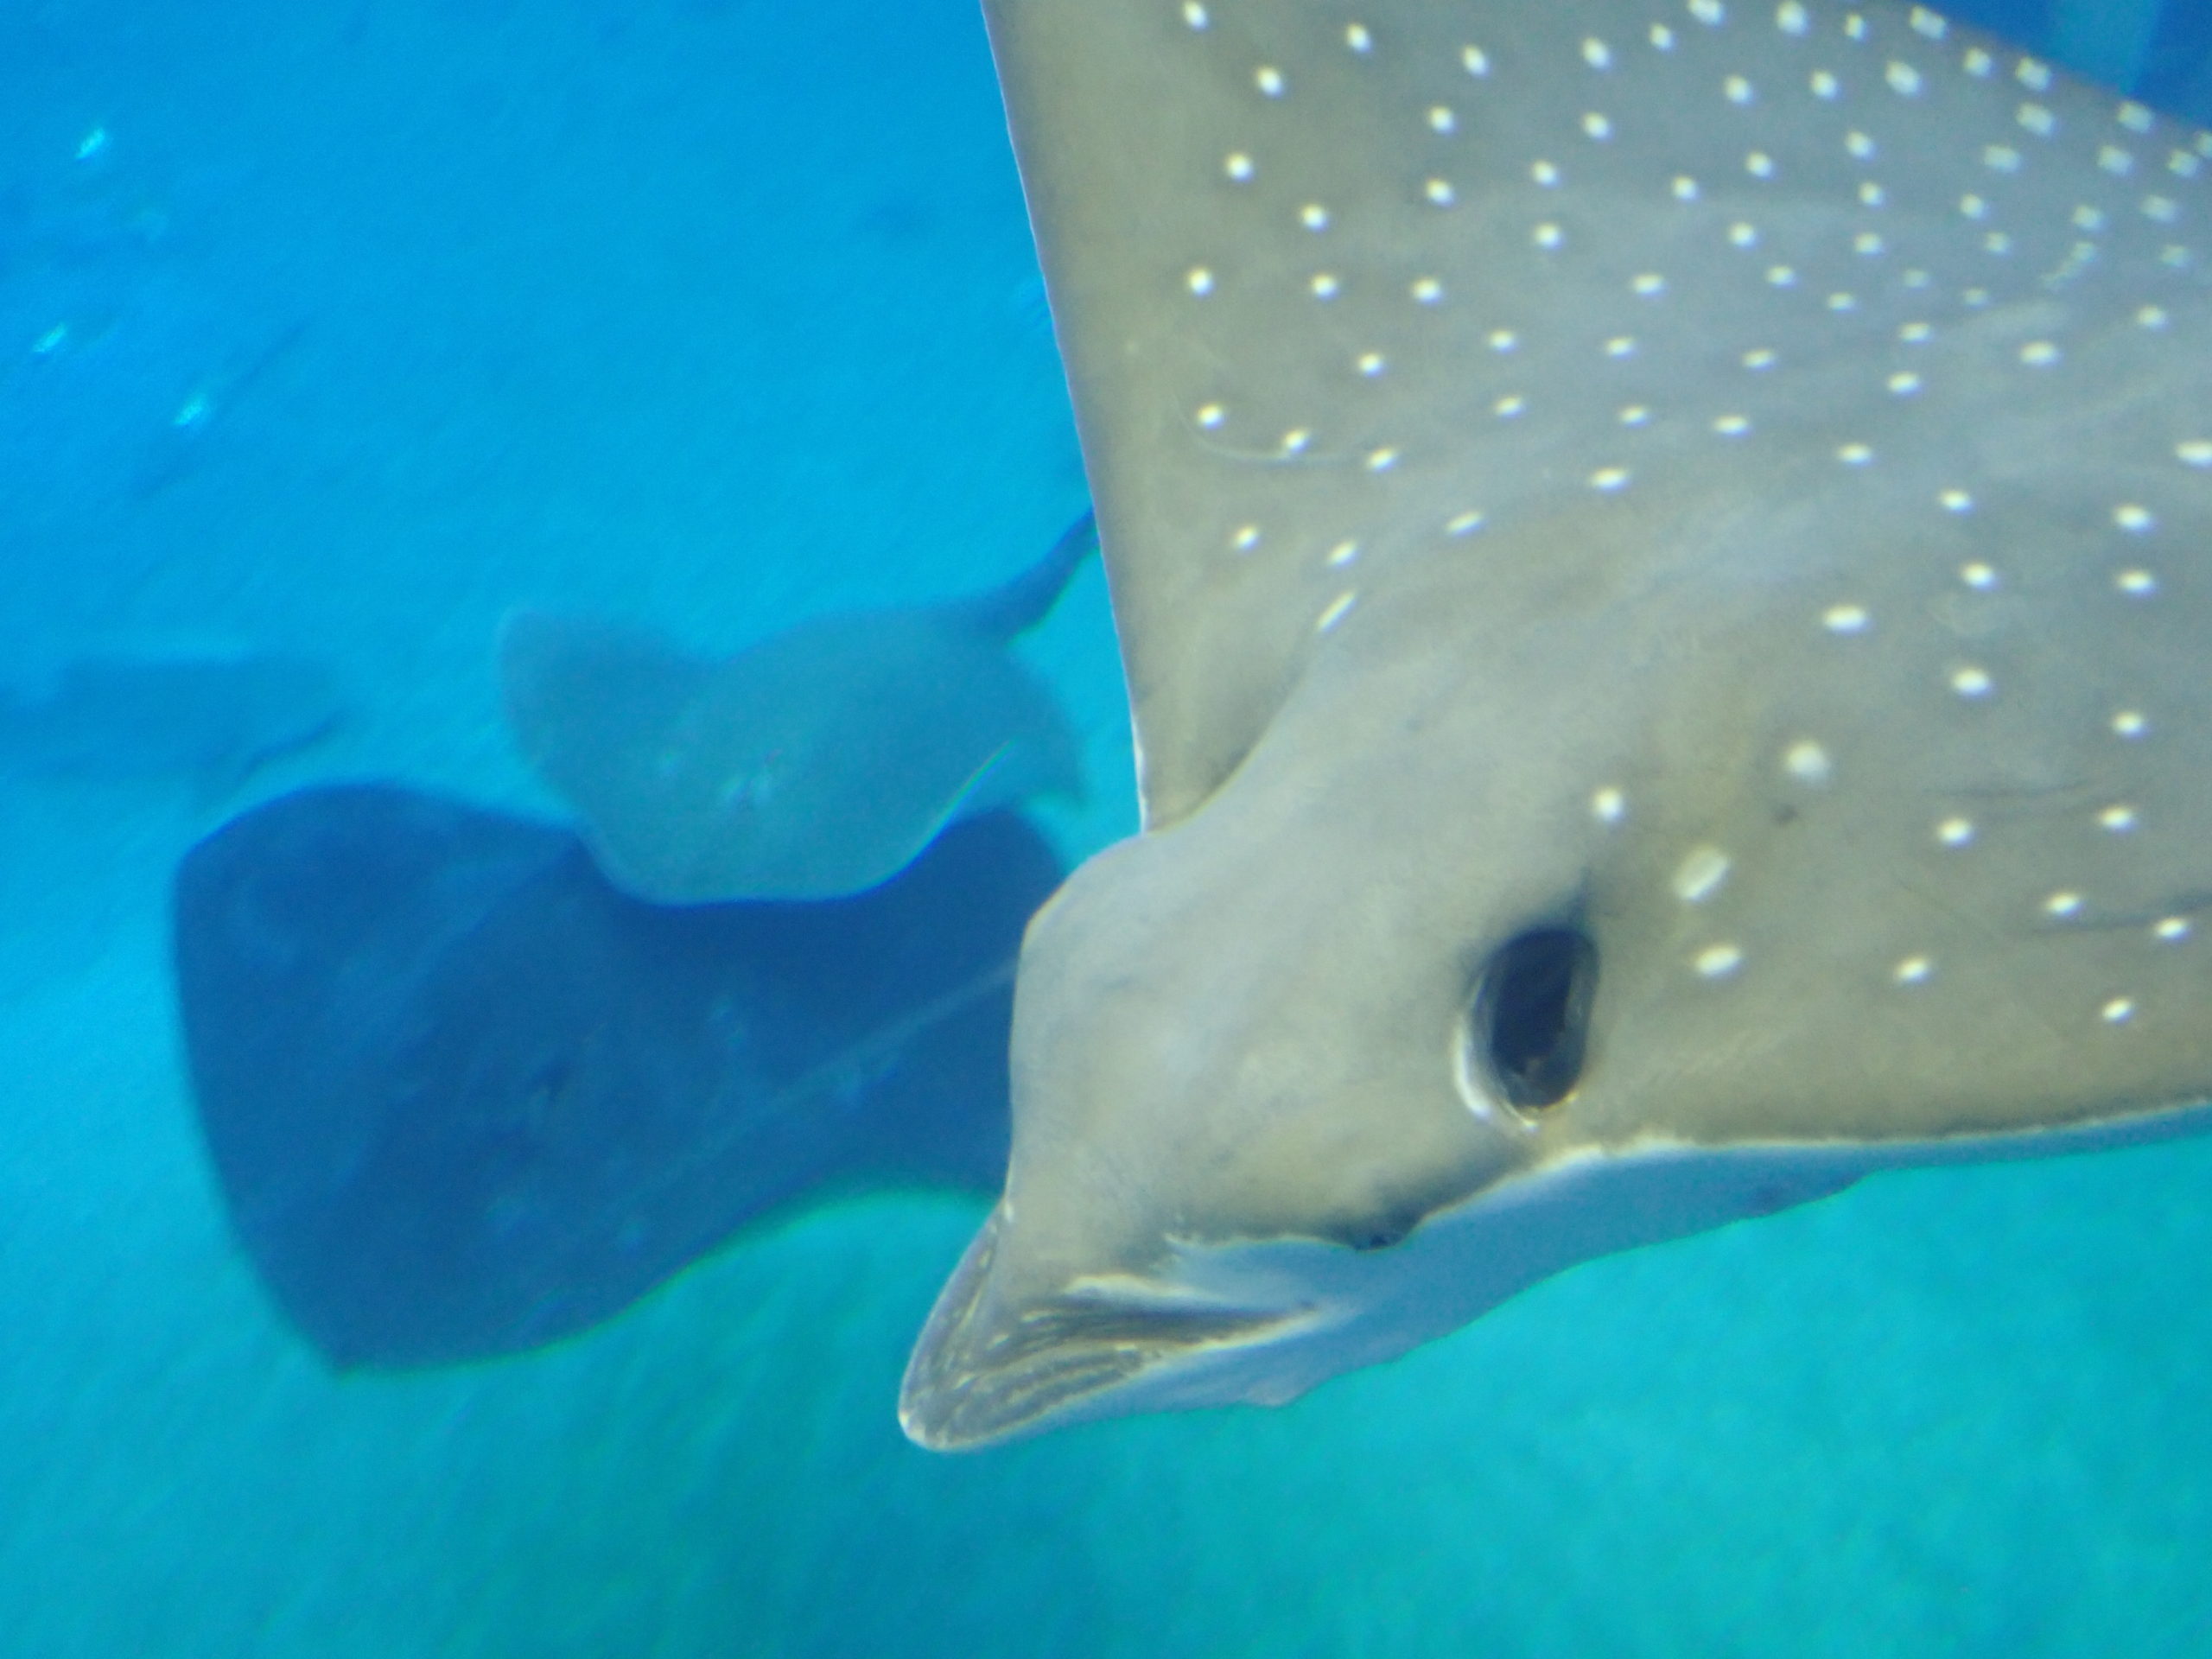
[899,812,1519,1449]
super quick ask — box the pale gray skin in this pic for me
[500,513,1092,904]
[899,0,2212,1449]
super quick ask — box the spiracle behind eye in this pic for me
[1467,925,1597,1114]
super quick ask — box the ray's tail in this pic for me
[957,508,1096,640]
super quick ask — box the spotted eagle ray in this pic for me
[499,512,1094,904]
[899,0,2212,1449]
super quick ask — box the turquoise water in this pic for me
[3,0,2211,1652]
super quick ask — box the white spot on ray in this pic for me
[1783,741,1832,785]
[1694,943,1745,980]
[1673,846,1732,904]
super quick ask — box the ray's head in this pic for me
[900,690,1592,1449]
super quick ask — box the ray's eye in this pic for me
[1468,926,1597,1112]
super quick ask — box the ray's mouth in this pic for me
[899,1205,1322,1451]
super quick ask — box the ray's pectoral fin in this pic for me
[175,784,1065,1370]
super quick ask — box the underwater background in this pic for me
[3,0,2211,1652]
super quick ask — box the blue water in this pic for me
[3,0,2210,1652]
